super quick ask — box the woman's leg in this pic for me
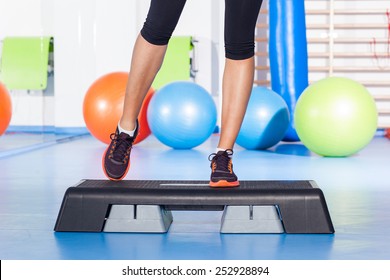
[218,57,255,150]
[120,0,187,131]
[119,35,167,131]
[209,0,263,187]
[218,0,263,149]
[103,0,187,181]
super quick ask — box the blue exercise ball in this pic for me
[147,81,217,149]
[236,87,290,150]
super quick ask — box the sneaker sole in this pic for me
[209,180,240,188]
[101,147,130,181]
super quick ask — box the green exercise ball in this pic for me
[294,77,378,157]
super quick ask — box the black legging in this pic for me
[140,0,263,60]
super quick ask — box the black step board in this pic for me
[54,180,334,234]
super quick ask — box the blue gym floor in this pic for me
[0,132,390,260]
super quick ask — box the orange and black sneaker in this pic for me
[102,120,139,181]
[209,149,240,188]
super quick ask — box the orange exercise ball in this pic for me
[0,82,12,136]
[83,72,154,144]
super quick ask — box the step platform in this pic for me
[54,180,335,234]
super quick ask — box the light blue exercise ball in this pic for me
[147,81,217,149]
[236,87,290,150]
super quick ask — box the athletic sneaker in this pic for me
[102,120,139,181]
[208,149,240,187]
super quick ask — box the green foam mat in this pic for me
[0,36,52,90]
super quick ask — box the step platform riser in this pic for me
[54,180,335,234]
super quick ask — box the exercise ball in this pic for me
[0,83,12,136]
[294,77,378,157]
[236,87,290,150]
[83,72,154,144]
[147,81,217,149]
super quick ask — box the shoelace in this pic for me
[208,149,233,172]
[109,133,133,163]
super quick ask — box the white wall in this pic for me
[0,0,55,128]
[53,0,138,129]
[0,0,219,131]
